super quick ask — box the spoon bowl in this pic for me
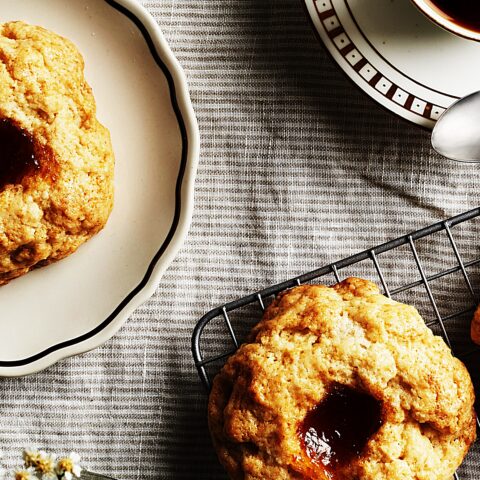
[432,90,480,163]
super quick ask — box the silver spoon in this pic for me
[432,90,480,163]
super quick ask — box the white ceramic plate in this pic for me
[303,0,480,128]
[0,0,199,376]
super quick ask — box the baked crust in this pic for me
[0,21,114,285]
[208,278,476,480]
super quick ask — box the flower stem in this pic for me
[80,470,118,480]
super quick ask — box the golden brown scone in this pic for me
[471,305,480,345]
[208,278,476,480]
[0,21,114,285]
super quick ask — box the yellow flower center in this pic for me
[24,451,54,474]
[58,458,74,473]
[24,453,41,468]
[15,472,30,480]
[36,458,54,474]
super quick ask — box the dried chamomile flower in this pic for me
[22,449,56,476]
[55,453,81,480]
[22,449,39,467]
[14,467,38,480]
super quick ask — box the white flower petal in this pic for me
[64,472,73,480]
[69,452,81,464]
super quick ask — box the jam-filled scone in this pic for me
[208,278,476,480]
[0,21,114,285]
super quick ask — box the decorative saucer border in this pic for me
[303,0,450,127]
[0,0,200,376]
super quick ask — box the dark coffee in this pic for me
[427,0,480,32]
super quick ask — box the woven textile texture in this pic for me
[0,0,479,478]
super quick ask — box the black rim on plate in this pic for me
[0,0,189,368]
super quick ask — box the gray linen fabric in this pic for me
[0,0,479,478]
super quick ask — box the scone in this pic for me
[208,278,476,480]
[0,21,114,285]
[471,304,480,345]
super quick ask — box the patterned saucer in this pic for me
[303,0,480,128]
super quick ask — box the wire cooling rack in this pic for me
[191,206,480,479]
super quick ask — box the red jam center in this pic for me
[299,384,382,474]
[0,118,40,190]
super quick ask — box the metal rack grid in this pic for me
[191,207,480,479]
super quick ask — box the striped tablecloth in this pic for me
[0,0,479,478]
